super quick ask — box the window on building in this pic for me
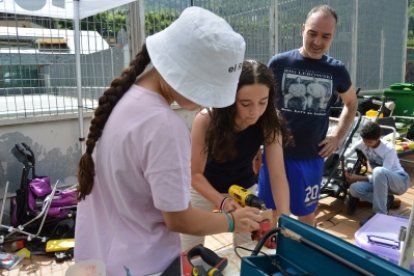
[34,38,69,52]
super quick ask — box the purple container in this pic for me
[355,213,414,271]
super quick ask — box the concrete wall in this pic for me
[0,106,196,195]
[0,114,89,194]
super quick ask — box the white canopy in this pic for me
[0,0,135,20]
[1,0,137,153]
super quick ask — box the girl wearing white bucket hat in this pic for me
[181,60,291,251]
[75,6,262,275]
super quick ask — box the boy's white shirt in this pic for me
[344,139,405,182]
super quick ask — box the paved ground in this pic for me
[2,159,414,275]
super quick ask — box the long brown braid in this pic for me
[77,44,151,201]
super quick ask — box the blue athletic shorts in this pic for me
[258,155,324,216]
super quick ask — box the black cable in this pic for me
[251,227,279,256]
[279,227,374,276]
[232,246,269,275]
[234,245,267,259]
[234,245,290,276]
[243,224,374,275]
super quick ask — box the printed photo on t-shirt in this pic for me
[281,73,333,115]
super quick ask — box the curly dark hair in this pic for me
[77,44,151,201]
[360,121,381,140]
[205,59,290,162]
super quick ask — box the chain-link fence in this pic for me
[0,3,130,119]
[0,0,408,120]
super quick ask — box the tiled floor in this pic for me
[204,160,414,251]
[2,160,414,275]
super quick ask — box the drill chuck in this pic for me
[228,185,266,210]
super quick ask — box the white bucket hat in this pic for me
[146,6,246,108]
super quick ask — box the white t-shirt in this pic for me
[345,139,405,174]
[75,85,191,275]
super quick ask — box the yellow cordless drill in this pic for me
[228,185,266,210]
[228,185,276,249]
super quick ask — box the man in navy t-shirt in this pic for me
[258,4,358,225]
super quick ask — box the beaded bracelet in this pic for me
[219,196,229,213]
[224,212,235,232]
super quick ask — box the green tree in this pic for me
[54,10,127,37]
[145,10,179,35]
[53,9,178,38]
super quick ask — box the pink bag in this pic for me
[48,188,78,217]
[28,176,52,213]
[28,177,77,218]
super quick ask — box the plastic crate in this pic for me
[355,213,414,272]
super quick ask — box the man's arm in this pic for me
[319,86,358,158]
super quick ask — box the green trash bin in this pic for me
[384,83,414,116]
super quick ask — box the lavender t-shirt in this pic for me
[75,85,191,275]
